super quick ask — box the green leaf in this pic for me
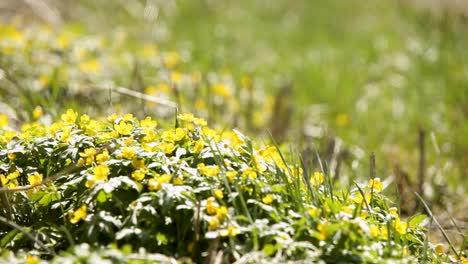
[0,229,19,247]
[96,190,108,203]
[408,214,427,228]
[263,244,278,256]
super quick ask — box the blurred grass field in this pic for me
[1,0,467,250]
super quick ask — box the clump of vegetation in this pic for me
[0,111,462,263]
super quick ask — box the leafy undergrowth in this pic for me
[0,110,462,263]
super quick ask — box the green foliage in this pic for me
[0,111,455,263]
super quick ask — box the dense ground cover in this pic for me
[0,111,457,263]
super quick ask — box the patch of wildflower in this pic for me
[0,110,449,263]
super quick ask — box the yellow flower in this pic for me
[198,163,220,177]
[78,59,101,73]
[206,197,218,215]
[225,171,237,182]
[60,126,72,142]
[131,169,147,181]
[132,158,145,169]
[69,205,87,224]
[121,147,135,159]
[369,225,380,237]
[26,255,40,264]
[351,192,372,204]
[392,218,408,235]
[7,153,16,160]
[216,206,228,221]
[336,113,349,127]
[208,217,219,230]
[0,114,9,128]
[61,109,78,124]
[114,121,133,136]
[107,113,119,122]
[162,128,187,142]
[193,140,204,153]
[122,113,134,121]
[212,83,231,98]
[380,226,388,240]
[93,165,110,181]
[163,51,180,68]
[388,207,399,218]
[311,172,324,186]
[262,194,274,205]
[140,116,158,128]
[96,150,109,164]
[173,177,184,185]
[7,171,20,180]
[32,106,43,119]
[434,243,444,255]
[213,189,224,199]
[79,147,97,165]
[368,178,383,193]
[242,168,257,179]
[308,206,321,218]
[159,142,176,154]
[28,173,43,185]
[148,174,171,191]
[220,225,241,237]
[170,71,182,84]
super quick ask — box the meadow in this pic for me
[0,0,466,263]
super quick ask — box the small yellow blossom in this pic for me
[96,150,109,164]
[148,174,172,191]
[26,255,40,264]
[131,169,147,181]
[7,153,16,160]
[107,113,119,122]
[114,121,134,136]
[216,206,228,221]
[163,51,180,68]
[434,243,444,255]
[369,225,380,237]
[213,189,224,199]
[308,206,321,218]
[69,205,87,224]
[121,147,135,159]
[336,113,349,126]
[242,168,257,179]
[79,147,97,165]
[140,116,158,128]
[220,225,241,237]
[368,178,383,192]
[311,171,324,185]
[7,171,20,180]
[198,163,220,177]
[93,165,110,181]
[159,142,176,154]
[60,126,72,142]
[162,128,187,142]
[32,106,43,119]
[392,218,408,235]
[206,197,218,215]
[170,71,182,84]
[225,171,237,182]
[0,114,9,128]
[61,109,78,124]
[388,207,399,218]
[262,194,274,205]
[193,140,204,153]
[28,173,43,185]
[132,158,145,169]
[78,59,101,73]
[212,83,231,98]
[208,217,219,230]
